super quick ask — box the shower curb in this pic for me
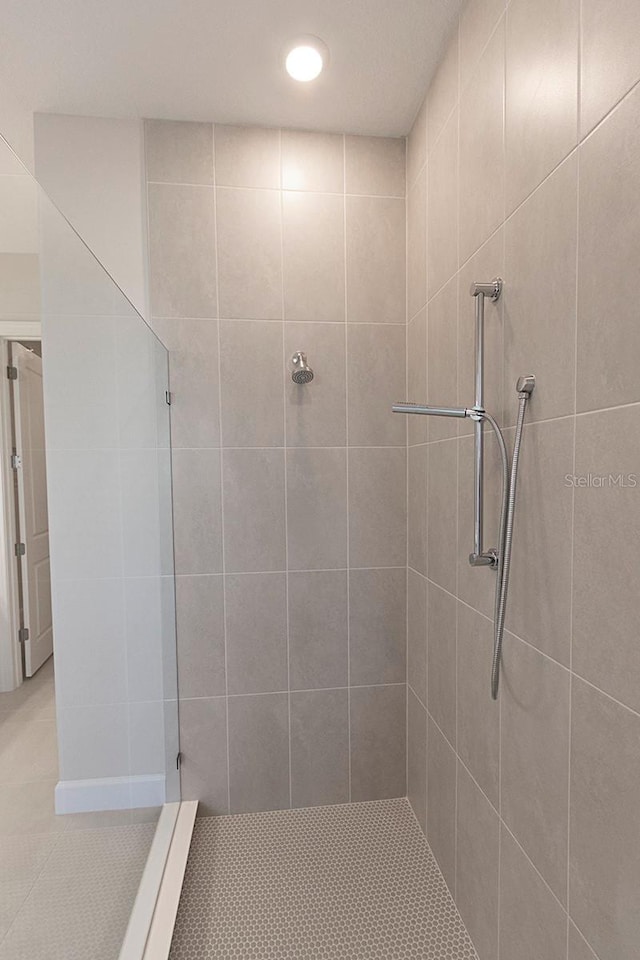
[119,800,198,960]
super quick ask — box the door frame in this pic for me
[0,322,42,691]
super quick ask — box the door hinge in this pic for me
[10,454,22,470]
[176,751,182,770]
[14,542,25,557]
[165,390,172,406]
[6,365,17,380]
[18,627,29,644]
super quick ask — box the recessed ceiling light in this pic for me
[285,36,328,82]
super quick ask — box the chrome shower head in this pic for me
[292,351,314,384]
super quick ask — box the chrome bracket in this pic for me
[469,548,499,569]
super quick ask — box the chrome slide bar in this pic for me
[393,277,503,569]
[469,277,502,566]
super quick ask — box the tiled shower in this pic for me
[145,0,640,956]
[2,0,640,956]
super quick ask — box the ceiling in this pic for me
[0,0,462,137]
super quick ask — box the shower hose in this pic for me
[481,390,531,700]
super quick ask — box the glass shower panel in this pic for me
[0,132,180,958]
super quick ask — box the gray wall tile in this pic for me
[505,417,574,667]
[145,120,213,185]
[228,693,290,813]
[148,184,216,318]
[223,448,286,573]
[346,197,405,324]
[408,444,428,576]
[457,603,500,808]
[349,447,407,568]
[345,136,405,197]
[427,278,458,442]
[505,0,578,213]
[350,685,406,802]
[499,827,568,960]
[216,187,282,320]
[569,924,599,960]
[428,26,459,148]
[427,581,456,747]
[172,448,223,576]
[347,323,406,446]
[501,636,570,902]
[407,96,427,190]
[220,319,284,447]
[179,697,228,815]
[288,571,348,690]
[349,568,407,686]
[456,763,500,960]
[407,308,428,445]
[427,717,456,893]
[504,155,577,425]
[407,688,427,833]
[176,575,226,699]
[427,111,458,299]
[407,167,427,320]
[427,439,457,593]
[459,23,505,262]
[580,0,640,134]
[577,83,640,411]
[290,689,349,808]
[407,569,427,706]
[459,0,506,91]
[281,130,344,193]
[570,678,640,960]
[215,125,280,189]
[225,573,287,695]
[573,406,640,712]
[283,192,345,322]
[286,448,347,570]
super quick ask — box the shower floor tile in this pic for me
[169,798,478,959]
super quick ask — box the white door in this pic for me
[12,343,53,676]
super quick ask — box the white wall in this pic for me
[34,114,148,319]
[38,194,178,812]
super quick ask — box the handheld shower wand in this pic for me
[392,276,535,699]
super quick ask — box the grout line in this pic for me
[147,179,405,201]
[496,16,508,952]
[578,70,640,145]
[180,683,406,702]
[343,134,352,803]
[211,124,232,816]
[150,315,405,326]
[178,566,406,576]
[276,128,293,811]
[171,444,407,451]
[404,160,411,811]
[566,59,581,949]
[500,818,569,921]
[568,920,605,960]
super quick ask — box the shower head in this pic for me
[292,351,314,384]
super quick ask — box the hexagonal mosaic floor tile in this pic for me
[170,798,478,959]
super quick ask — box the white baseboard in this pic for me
[119,800,198,960]
[55,774,166,814]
